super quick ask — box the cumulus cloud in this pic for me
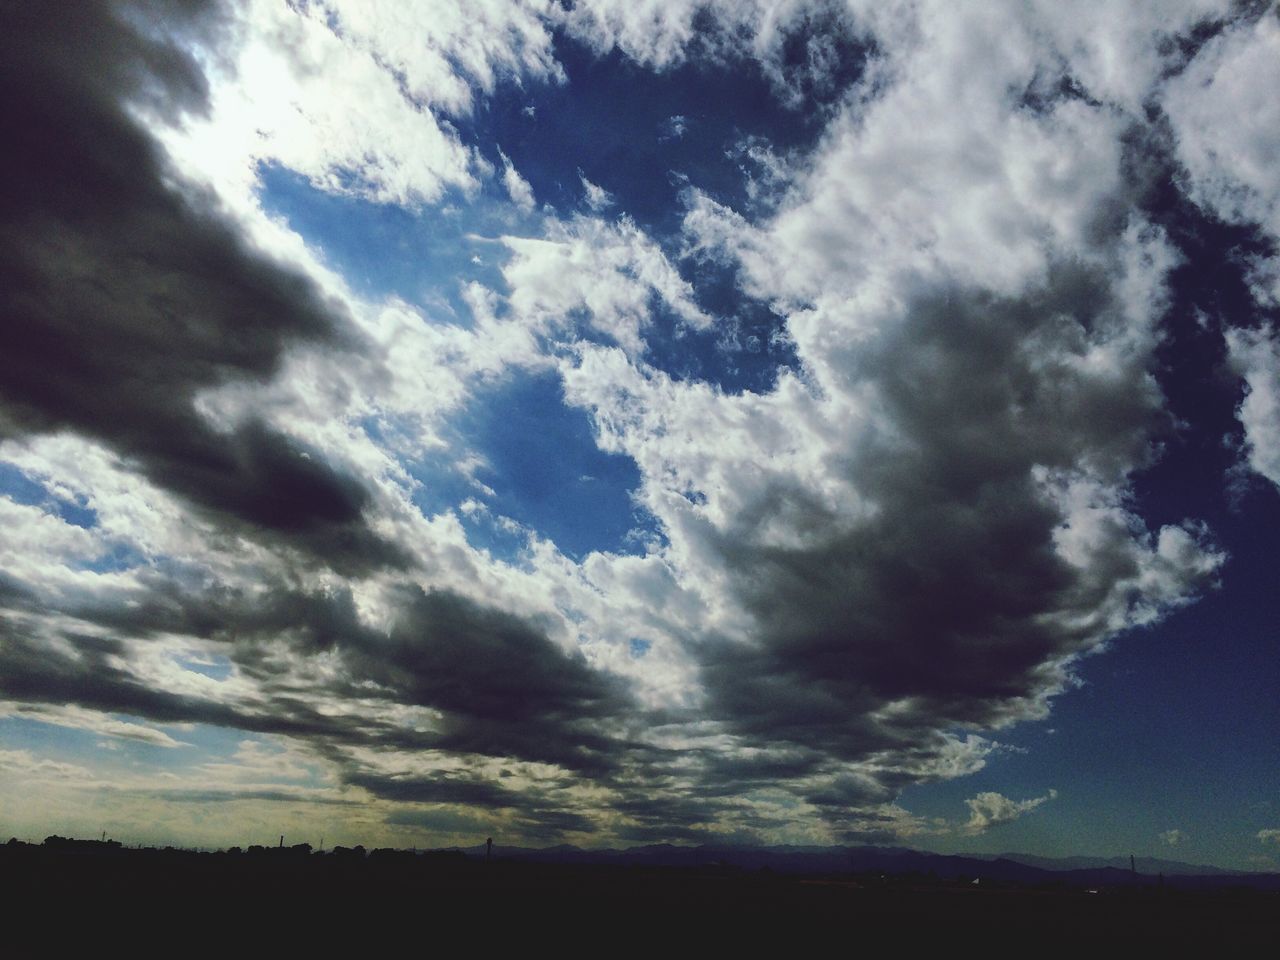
[1160,828,1186,846]
[501,215,712,355]
[561,0,1231,835]
[0,0,1261,848]
[964,790,1057,835]
[1160,8,1280,501]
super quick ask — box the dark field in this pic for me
[3,840,1275,948]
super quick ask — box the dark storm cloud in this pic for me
[692,267,1219,803]
[0,1,398,569]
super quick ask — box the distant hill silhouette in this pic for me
[987,851,1238,877]
[438,841,1276,889]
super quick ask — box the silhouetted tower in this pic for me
[486,837,493,861]
[279,834,284,849]
[1130,853,1136,875]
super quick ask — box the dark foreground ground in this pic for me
[3,839,1275,948]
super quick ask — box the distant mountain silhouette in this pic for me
[440,841,1271,887]
[986,852,1238,876]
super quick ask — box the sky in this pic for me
[0,0,1277,870]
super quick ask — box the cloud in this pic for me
[0,1,1262,848]
[0,0,402,571]
[0,749,96,784]
[1161,8,1280,496]
[1,703,186,749]
[157,0,556,208]
[1160,828,1186,846]
[321,0,562,115]
[501,215,711,355]
[498,148,537,212]
[146,788,359,807]
[659,114,688,141]
[557,0,710,69]
[2,572,632,772]
[561,0,1227,834]
[1162,7,1280,305]
[1258,828,1280,847]
[554,0,862,100]
[1225,326,1280,492]
[964,790,1057,835]
[580,174,614,212]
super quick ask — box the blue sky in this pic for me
[1,0,1278,869]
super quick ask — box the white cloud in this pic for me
[1259,828,1280,847]
[499,148,537,212]
[157,0,478,208]
[659,114,687,140]
[1163,10,1280,304]
[580,174,614,212]
[322,0,562,114]
[501,215,712,355]
[557,0,710,68]
[964,789,1057,834]
[1160,828,1185,846]
[1,703,186,748]
[0,748,96,784]
[1226,326,1280,491]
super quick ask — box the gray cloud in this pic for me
[209,583,636,775]
[0,0,399,571]
[2,574,637,826]
[691,270,1217,816]
[0,613,384,743]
